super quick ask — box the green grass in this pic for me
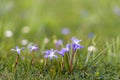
[1,0,120,79]
[0,36,120,80]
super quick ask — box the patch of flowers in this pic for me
[11,37,84,73]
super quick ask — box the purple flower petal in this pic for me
[29,44,39,52]
[55,40,63,48]
[11,46,24,54]
[71,37,82,44]
[71,37,84,51]
[66,43,71,51]
[61,28,70,35]
[44,49,58,60]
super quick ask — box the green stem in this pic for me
[69,50,75,73]
[30,51,35,67]
[85,52,91,66]
[44,58,48,68]
[14,54,19,69]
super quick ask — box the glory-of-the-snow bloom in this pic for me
[61,28,70,35]
[88,33,94,38]
[57,43,70,56]
[71,37,82,45]
[11,46,24,54]
[71,37,84,51]
[55,40,63,48]
[44,49,58,60]
[57,48,67,56]
[29,44,39,52]
[57,37,84,56]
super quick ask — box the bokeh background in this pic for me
[0,0,120,42]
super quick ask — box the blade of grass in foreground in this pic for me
[88,42,115,66]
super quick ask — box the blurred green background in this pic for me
[0,0,120,42]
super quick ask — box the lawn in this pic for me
[0,0,120,80]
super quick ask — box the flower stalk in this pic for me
[30,51,35,67]
[14,54,19,69]
[29,44,39,67]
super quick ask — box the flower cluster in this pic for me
[11,37,84,60]
[56,37,84,57]
[11,44,39,54]
[57,44,70,57]
[11,37,84,73]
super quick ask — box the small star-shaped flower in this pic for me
[11,46,24,54]
[71,37,82,44]
[57,43,70,56]
[29,44,39,52]
[44,49,58,60]
[71,37,84,51]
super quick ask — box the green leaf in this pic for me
[64,53,69,71]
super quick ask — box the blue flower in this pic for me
[72,44,84,51]
[88,33,94,38]
[71,37,82,44]
[55,40,63,48]
[57,48,67,56]
[61,28,70,35]
[57,43,70,56]
[29,44,39,52]
[66,43,71,52]
[44,49,58,60]
[71,37,84,51]
[43,50,51,55]
[11,46,24,54]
